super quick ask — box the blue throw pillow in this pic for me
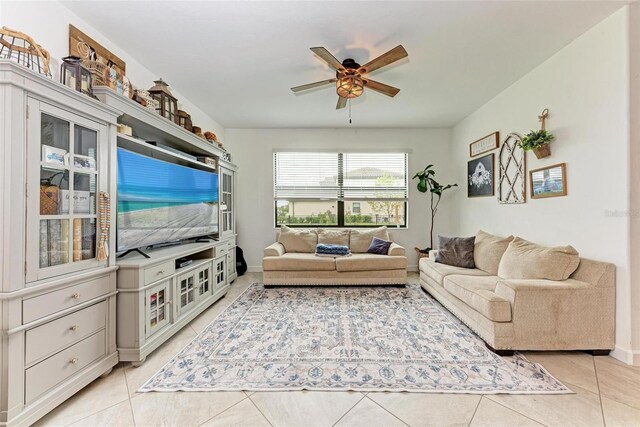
[367,237,392,255]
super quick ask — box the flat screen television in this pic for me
[116,148,219,252]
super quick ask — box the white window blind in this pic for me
[273,152,340,200]
[343,153,408,200]
[273,151,408,201]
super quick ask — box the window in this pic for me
[274,152,408,227]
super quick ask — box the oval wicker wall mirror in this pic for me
[498,133,526,204]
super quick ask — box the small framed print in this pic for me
[42,145,68,166]
[73,154,96,171]
[470,132,499,157]
[467,153,495,197]
[530,163,567,199]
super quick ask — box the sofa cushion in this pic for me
[474,230,513,275]
[263,253,336,271]
[435,235,476,268]
[349,227,389,253]
[367,237,392,255]
[336,254,406,272]
[419,258,490,286]
[443,275,511,322]
[278,225,318,253]
[317,229,350,246]
[498,237,580,281]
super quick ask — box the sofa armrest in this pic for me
[264,242,286,257]
[388,243,405,256]
[429,250,438,261]
[494,278,615,348]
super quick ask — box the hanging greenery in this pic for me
[518,129,555,151]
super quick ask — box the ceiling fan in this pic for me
[291,45,408,110]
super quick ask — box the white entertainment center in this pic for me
[0,61,237,426]
[93,87,238,366]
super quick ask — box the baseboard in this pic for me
[611,345,640,366]
[247,265,263,273]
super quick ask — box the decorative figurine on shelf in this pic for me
[148,79,179,124]
[204,131,217,143]
[61,55,94,97]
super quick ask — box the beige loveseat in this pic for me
[263,226,407,285]
[419,231,615,353]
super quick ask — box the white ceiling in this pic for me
[63,1,625,129]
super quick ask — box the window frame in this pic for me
[273,151,408,229]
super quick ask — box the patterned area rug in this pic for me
[140,284,570,394]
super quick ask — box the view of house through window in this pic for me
[274,152,408,227]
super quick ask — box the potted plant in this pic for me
[412,165,457,255]
[519,129,555,159]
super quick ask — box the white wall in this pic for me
[226,128,455,271]
[450,8,636,363]
[628,2,640,366]
[0,0,224,139]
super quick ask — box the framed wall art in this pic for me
[469,131,499,157]
[467,153,494,197]
[498,133,526,204]
[530,163,567,199]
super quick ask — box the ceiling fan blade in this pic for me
[291,78,337,93]
[336,96,347,109]
[365,79,400,97]
[359,45,408,74]
[310,47,345,71]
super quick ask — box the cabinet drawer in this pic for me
[23,276,111,324]
[26,302,106,366]
[215,245,228,257]
[144,260,174,284]
[25,330,106,403]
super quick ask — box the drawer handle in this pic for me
[70,325,79,331]
[167,300,172,305]
[70,358,79,365]
[157,270,165,275]
[71,293,81,300]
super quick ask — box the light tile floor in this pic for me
[35,273,640,427]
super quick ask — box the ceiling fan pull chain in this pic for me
[349,98,352,124]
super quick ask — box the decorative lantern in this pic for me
[61,56,93,96]
[177,110,193,132]
[148,79,178,123]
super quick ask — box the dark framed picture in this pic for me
[467,153,494,197]
[530,163,567,199]
[469,131,499,157]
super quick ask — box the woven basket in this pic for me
[414,247,430,258]
[40,185,59,215]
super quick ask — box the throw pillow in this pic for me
[367,237,392,255]
[349,227,390,253]
[317,229,350,246]
[277,225,317,253]
[435,235,476,268]
[474,230,514,275]
[497,237,580,280]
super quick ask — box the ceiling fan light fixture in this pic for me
[336,74,364,99]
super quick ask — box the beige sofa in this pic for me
[263,226,407,285]
[419,231,615,354]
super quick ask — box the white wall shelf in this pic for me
[93,87,224,158]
